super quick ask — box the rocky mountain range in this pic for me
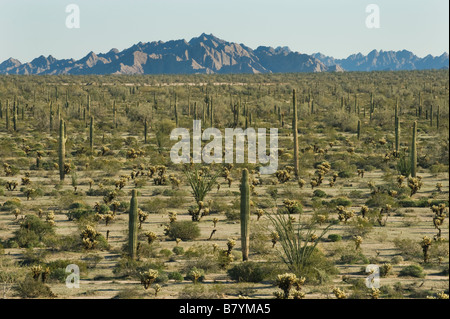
[0,33,448,75]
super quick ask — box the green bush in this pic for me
[167,221,201,241]
[172,246,185,255]
[168,271,184,282]
[11,215,55,248]
[328,234,342,242]
[326,197,352,207]
[399,265,425,278]
[15,276,56,298]
[227,262,268,283]
[313,189,327,198]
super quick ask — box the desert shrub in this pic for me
[183,255,220,273]
[365,193,396,208]
[167,221,200,241]
[328,234,342,242]
[227,261,269,283]
[1,198,22,211]
[113,257,140,277]
[113,288,142,299]
[172,246,184,256]
[313,189,327,198]
[15,276,55,298]
[179,284,219,299]
[168,271,184,282]
[326,197,352,208]
[393,238,421,260]
[391,256,404,265]
[225,208,240,221]
[159,249,173,257]
[11,215,55,248]
[399,265,425,278]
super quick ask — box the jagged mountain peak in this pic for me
[0,34,448,75]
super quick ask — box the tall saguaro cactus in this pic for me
[395,100,400,154]
[128,189,139,259]
[357,120,361,140]
[410,121,417,177]
[144,118,148,144]
[240,169,250,261]
[292,89,299,177]
[5,101,9,130]
[59,119,66,181]
[89,116,94,153]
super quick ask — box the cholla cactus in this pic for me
[270,231,280,248]
[435,183,443,193]
[353,235,363,250]
[138,209,149,229]
[283,199,301,214]
[255,209,264,221]
[275,273,298,299]
[168,212,177,223]
[169,174,181,189]
[226,238,236,256]
[189,269,202,284]
[275,170,291,183]
[145,231,158,245]
[332,287,347,299]
[337,206,353,224]
[377,204,392,226]
[388,190,398,197]
[153,284,161,297]
[371,288,381,299]
[81,225,100,250]
[298,179,305,188]
[12,208,20,220]
[408,177,423,196]
[397,175,405,188]
[139,269,159,289]
[46,211,55,226]
[212,217,219,228]
[175,238,182,246]
[360,205,369,218]
[357,169,365,178]
[31,265,43,281]
[420,236,432,263]
[380,263,392,277]
[431,204,447,239]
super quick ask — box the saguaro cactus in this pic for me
[174,94,178,126]
[13,100,17,131]
[436,105,440,129]
[410,121,417,177]
[59,119,66,181]
[129,189,139,259]
[144,118,148,144]
[89,116,94,153]
[240,169,250,261]
[357,120,361,140]
[292,89,299,177]
[5,101,9,130]
[395,100,400,154]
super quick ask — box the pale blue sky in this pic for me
[0,0,448,63]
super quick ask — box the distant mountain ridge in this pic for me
[0,33,448,75]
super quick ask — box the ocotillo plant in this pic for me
[410,121,417,177]
[59,119,66,181]
[292,89,299,177]
[240,168,250,261]
[395,100,400,154]
[89,116,94,153]
[129,189,139,259]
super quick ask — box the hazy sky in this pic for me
[0,0,448,63]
